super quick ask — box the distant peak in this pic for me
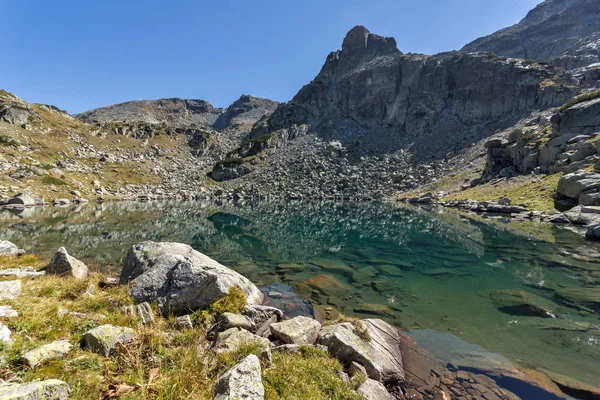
[340,25,400,59]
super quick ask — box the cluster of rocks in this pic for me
[0,240,541,400]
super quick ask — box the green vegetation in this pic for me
[324,314,371,342]
[518,130,539,142]
[192,286,247,324]
[0,135,19,147]
[0,255,357,400]
[42,175,67,185]
[216,157,245,166]
[559,89,600,112]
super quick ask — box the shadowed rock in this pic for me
[45,247,88,280]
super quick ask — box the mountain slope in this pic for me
[461,0,600,69]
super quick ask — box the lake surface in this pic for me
[1,201,599,390]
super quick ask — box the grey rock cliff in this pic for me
[462,0,600,69]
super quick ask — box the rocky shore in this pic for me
[1,239,591,400]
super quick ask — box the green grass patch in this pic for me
[559,89,600,112]
[0,135,19,147]
[42,176,67,185]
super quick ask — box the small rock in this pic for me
[0,280,21,300]
[221,312,255,331]
[357,379,393,400]
[0,305,19,317]
[22,340,73,368]
[0,379,71,400]
[213,328,271,363]
[124,302,155,325]
[81,324,135,357]
[46,247,88,280]
[0,267,45,278]
[176,315,193,330]
[213,354,264,400]
[0,322,12,344]
[269,316,321,345]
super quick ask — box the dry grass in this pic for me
[0,256,358,399]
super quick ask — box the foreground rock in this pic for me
[0,322,12,343]
[269,316,321,344]
[213,354,264,400]
[0,280,21,300]
[0,305,18,317]
[317,319,404,383]
[45,247,88,280]
[0,379,70,400]
[119,241,263,314]
[213,328,271,362]
[81,324,135,356]
[0,267,45,278]
[0,240,25,257]
[22,340,73,368]
[357,379,393,400]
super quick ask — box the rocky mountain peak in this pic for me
[341,26,399,58]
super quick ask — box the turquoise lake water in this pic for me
[1,201,599,389]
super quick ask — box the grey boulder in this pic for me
[213,354,264,400]
[5,192,43,208]
[269,316,321,344]
[317,319,405,383]
[81,324,135,357]
[221,312,255,331]
[0,240,25,257]
[45,247,88,280]
[357,379,393,400]
[0,379,70,400]
[213,328,271,362]
[120,241,263,314]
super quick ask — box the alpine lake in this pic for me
[1,200,599,393]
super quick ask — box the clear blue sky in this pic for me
[0,0,542,114]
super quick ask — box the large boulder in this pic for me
[269,316,321,345]
[213,354,264,400]
[45,247,88,280]
[120,242,263,314]
[0,379,70,400]
[557,170,600,205]
[0,240,25,257]
[81,325,135,357]
[5,192,43,207]
[317,319,405,384]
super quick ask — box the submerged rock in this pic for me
[45,247,88,280]
[81,324,135,357]
[269,316,321,345]
[119,241,263,314]
[213,354,264,400]
[0,379,70,400]
[317,319,405,383]
[539,368,600,400]
[489,290,556,318]
[554,287,600,312]
[22,340,73,368]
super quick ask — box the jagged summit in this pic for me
[341,26,400,59]
[461,0,600,69]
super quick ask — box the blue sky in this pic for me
[0,0,542,113]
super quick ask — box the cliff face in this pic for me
[251,26,578,161]
[461,0,600,69]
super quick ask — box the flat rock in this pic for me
[45,247,88,280]
[213,328,271,362]
[221,312,255,331]
[309,258,354,276]
[357,379,393,400]
[269,316,321,344]
[0,321,12,343]
[294,274,352,298]
[22,340,73,368]
[81,324,135,357]
[0,240,25,257]
[0,267,45,278]
[0,305,19,317]
[0,379,70,400]
[554,287,600,312]
[489,290,556,318]
[317,319,405,383]
[539,368,600,400]
[0,280,21,300]
[213,354,264,400]
[119,241,263,314]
